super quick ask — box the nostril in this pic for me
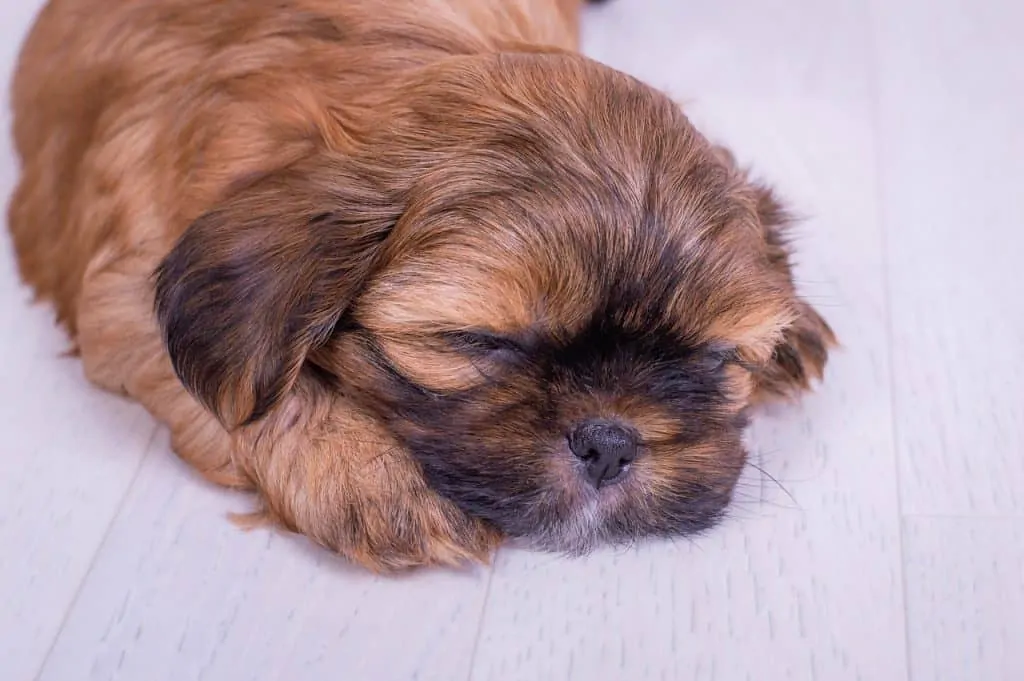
[569,420,639,487]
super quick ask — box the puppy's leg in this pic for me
[239,388,502,572]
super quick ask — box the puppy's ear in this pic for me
[749,183,837,401]
[155,154,401,428]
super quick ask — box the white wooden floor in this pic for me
[2,1,1022,679]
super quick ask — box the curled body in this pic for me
[8,0,835,570]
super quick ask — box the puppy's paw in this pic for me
[238,394,503,572]
[238,485,501,573]
[324,459,503,572]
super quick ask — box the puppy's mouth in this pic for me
[519,482,634,555]
[582,462,632,488]
[508,439,642,553]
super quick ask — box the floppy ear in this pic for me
[749,182,837,400]
[155,154,402,428]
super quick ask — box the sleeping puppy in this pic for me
[8,0,834,571]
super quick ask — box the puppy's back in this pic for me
[8,0,579,332]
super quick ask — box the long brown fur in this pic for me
[8,0,835,571]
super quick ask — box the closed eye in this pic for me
[700,345,739,372]
[443,330,527,358]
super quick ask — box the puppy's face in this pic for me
[157,53,831,553]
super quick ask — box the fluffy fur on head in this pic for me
[9,0,834,570]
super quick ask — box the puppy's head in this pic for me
[156,53,833,552]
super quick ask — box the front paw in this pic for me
[241,476,502,572]
[236,401,504,572]
[331,473,503,572]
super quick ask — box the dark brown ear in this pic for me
[155,154,402,428]
[749,183,837,401]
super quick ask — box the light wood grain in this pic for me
[36,432,493,681]
[469,1,908,679]
[870,0,1024,516]
[0,306,156,681]
[0,4,158,680]
[904,517,1024,681]
[3,0,1024,679]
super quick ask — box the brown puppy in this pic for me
[8,0,835,571]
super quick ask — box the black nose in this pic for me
[569,420,638,488]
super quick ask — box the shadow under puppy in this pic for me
[8,0,835,571]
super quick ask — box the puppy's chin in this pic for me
[512,448,745,555]
[454,442,744,555]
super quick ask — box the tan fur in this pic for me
[9,0,834,570]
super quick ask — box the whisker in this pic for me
[728,489,801,512]
[340,438,399,447]
[352,445,405,476]
[744,460,799,507]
